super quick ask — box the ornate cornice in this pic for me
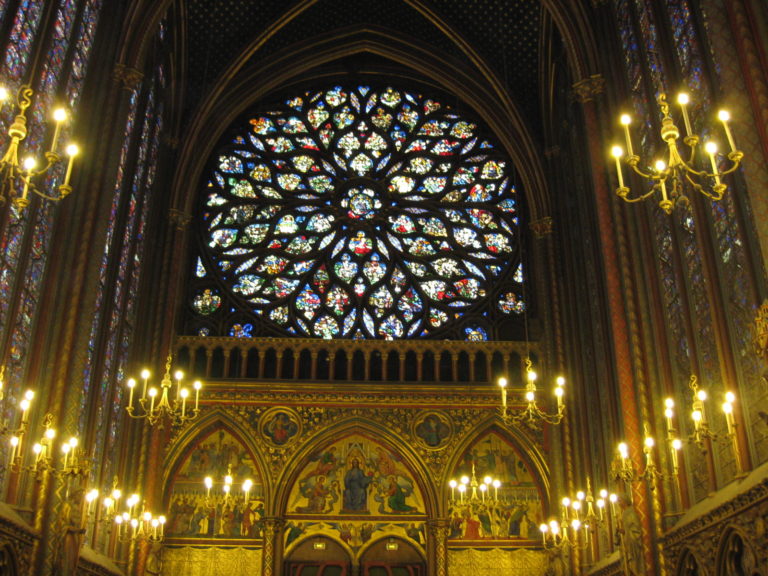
[572,74,605,104]
[112,63,144,91]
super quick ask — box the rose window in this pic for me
[193,85,522,339]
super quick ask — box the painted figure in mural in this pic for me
[617,495,645,576]
[343,459,373,512]
[265,411,297,445]
[297,475,331,513]
[385,475,415,512]
[310,446,338,476]
[415,414,449,447]
[285,521,305,546]
[463,512,482,539]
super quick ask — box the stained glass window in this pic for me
[193,85,522,340]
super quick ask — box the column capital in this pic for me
[113,63,144,91]
[572,74,605,104]
[529,216,554,238]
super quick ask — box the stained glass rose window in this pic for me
[193,85,522,339]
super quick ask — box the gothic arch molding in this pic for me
[172,28,550,223]
[161,408,273,506]
[716,526,763,576]
[442,418,551,516]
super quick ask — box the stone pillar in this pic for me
[262,517,285,576]
[427,518,450,576]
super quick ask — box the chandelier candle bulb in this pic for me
[612,146,625,188]
[664,398,675,432]
[148,387,157,413]
[127,378,136,409]
[620,114,634,156]
[705,141,721,185]
[63,144,78,187]
[49,108,66,153]
[180,388,189,419]
[498,377,507,409]
[677,93,693,136]
[194,380,202,411]
[718,110,736,153]
[141,369,150,398]
[174,370,183,401]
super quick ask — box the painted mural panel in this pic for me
[285,433,426,554]
[448,431,542,540]
[165,427,265,539]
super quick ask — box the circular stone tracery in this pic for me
[197,85,521,339]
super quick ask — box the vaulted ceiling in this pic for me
[179,0,550,144]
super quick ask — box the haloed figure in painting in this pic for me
[343,458,373,512]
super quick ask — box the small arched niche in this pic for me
[285,535,351,576]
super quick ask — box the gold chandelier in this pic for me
[125,355,202,427]
[498,357,565,426]
[0,84,78,209]
[611,92,742,214]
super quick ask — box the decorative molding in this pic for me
[755,299,768,358]
[572,74,605,103]
[169,209,192,230]
[112,63,144,91]
[529,217,554,238]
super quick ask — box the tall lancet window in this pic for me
[613,0,765,487]
[0,1,102,399]
[187,85,525,341]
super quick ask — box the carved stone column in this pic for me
[262,517,285,576]
[427,518,450,576]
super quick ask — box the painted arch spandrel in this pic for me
[164,428,265,539]
[283,434,427,553]
[448,430,544,541]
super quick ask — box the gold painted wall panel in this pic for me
[161,546,262,576]
[447,548,547,575]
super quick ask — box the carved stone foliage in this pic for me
[663,475,768,576]
[0,506,36,576]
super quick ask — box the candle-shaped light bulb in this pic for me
[718,110,736,152]
[620,114,634,156]
[705,141,721,184]
[725,391,736,404]
[555,385,564,408]
[148,387,158,413]
[449,479,457,500]
[193,380,202,410]
[527,369,537,383]
[479,483,487,501]
[0,87,8,102]
[141,369,150,398]
[174,370,183,400]
[655,159,667,173]
[664,400,675,430]
[458,483,466,502]
[576,490,585,501]
[127,378,136,408]
[525,390,535,403]
[45,428,56,441]
[180,388,189,418]
[618,442,629,460]
[460,475,469,485]
[159,515,166,536]
[63,144,78,187]
[540,523,549,545]
[498,377,507,408]
[612,145,625,188]
[677,93,693,136]
[492,479,501,499]
[50,108,67,153]
[204,476,213,498]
